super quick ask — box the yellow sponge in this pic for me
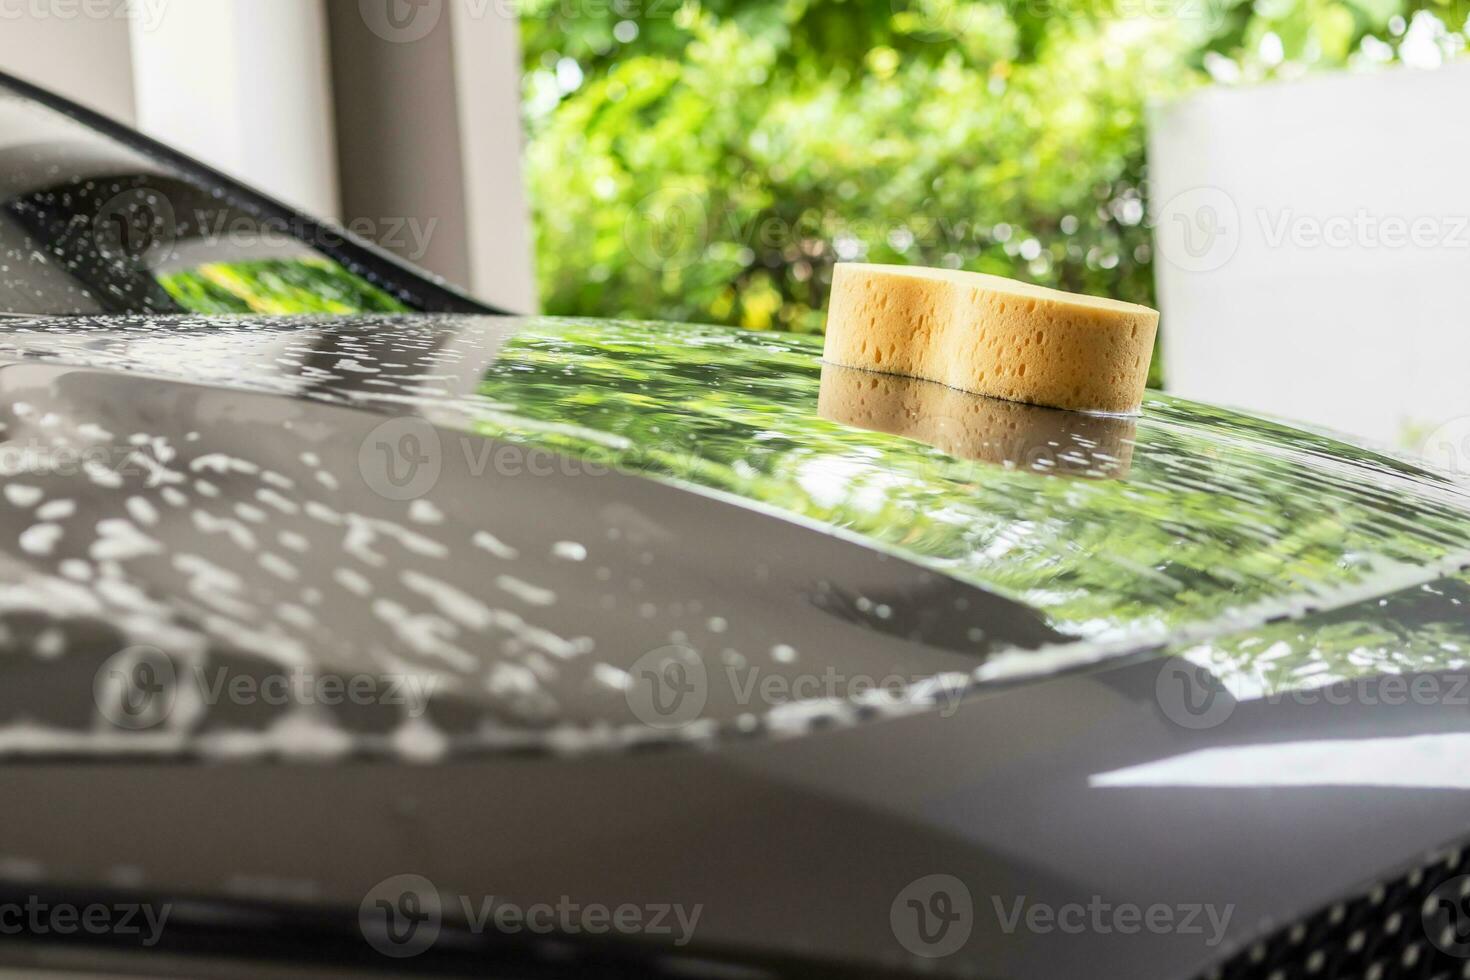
[823,263,1159,414]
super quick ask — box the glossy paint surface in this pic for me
[0,313,1467,979]
[4,573,1470,979]
[0,314,1467,748]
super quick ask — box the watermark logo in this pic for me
[620,644,971,732]
[355,420,635,501]
[0,896,171,946]
[625,645,709,729]
[93,646,177,731]
[360,417,443,501]
[1256,209,1470,252]
[1423,417,1470,478]
[625,186,708,273]
[359,0,443,43]
[890,0,982,41]
[1264,673,1470,710]
[992,895,1232,946]
[1425,874,1470,958]
[1155,660,1236,730]
[94,188,177,270]
[193,210,439,262]
[93,650,440,730]
[358,874,702,958]
[0,0,171,33]
[1158,667,1470,727]
[360,874,443,959]
[891,874,973,958]
[1155,186,1239,273]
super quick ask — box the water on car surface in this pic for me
[0,313,1468,757]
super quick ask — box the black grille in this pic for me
[1204,845,1470,980]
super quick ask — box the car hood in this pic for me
[2,314,1470,980]
[0,312,1467,756]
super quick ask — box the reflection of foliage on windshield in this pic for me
[1180,573,1470,694]
[157,259,410,315]
[471,318,1470,642]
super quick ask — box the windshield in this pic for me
[0,74,491,318]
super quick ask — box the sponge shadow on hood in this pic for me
[818,362,1137,479]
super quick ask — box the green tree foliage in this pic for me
[520,0,1467,379]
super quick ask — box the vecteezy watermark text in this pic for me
[93,646,440,731]
[888,875,1233,960]
[0,0,169,31]
[193,210,439,263]
[622,645,969,730]
[991,894,1233,947]
[359,0,1223,44]
[359,0,685,43]
[91,187,439,269]
[1155,186,1470,273]
[1157,658,1470,730]
[1256,209,1470,252]
[0,895,170,947]
[358,417,623,500]
[622,188,1078,273]
[358,873,702,959]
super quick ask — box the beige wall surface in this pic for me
[449,1,537,313]
[327,0,537,310]
[130,0,341,218]
[327,2,476,289]
[0,7,138,122]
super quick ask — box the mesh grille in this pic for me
[1204,845,1470,980]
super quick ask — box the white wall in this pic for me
[0,5,137,122]
[449,1,537,312]
[1150,63,1470,450]
[129,0,340,218]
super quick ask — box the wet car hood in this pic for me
[1,313,1470,979]
[0,310,1467,747]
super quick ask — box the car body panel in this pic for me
[0,314,1464,743]
[4,63,1465,980]
[2,574,1470,980]
[1,315,1469,978]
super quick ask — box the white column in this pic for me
[326,0,536,311]
[129,0,341,218]
[449,0,537,312]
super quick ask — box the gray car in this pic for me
[1,70,1469,980]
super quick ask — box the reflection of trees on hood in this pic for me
[1184,573,1470,697]
[470,319,1470,658]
